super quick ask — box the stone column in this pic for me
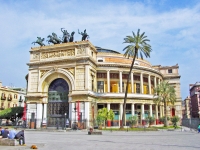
[107,103,111,127]
[140,73,144,94]
[149,104,152,117]
[107,70,110,92]
[85,65,89,90]
[107,103,110,110]
[162,105,165,117]
[148,75,151,94]
[141,104,145,125]
[131,72,134,93]
[85,102,90,127]
[131,103,135,116]
[156,105,159,124]
[120,103,123,126]
[36,103,42,128]
[71,103,75,121]
[160,105,163,117]
[154,76,157,95]
[43,103,47,120]
[119,71,123,93]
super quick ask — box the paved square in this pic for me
[0,129,200,150]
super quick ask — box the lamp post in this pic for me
[73,107,77,130]
[16,113,18,126]
[64,113,67,130]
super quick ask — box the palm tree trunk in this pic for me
[121,49,138,128]
[164,100,168,127]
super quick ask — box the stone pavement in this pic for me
[0,127,200,150]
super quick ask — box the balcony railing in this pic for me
[7,97,12,101]
[1,96,6,100]
[19,98,23,102]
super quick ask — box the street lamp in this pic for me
[64,113,67,130]
[16,113,18,126]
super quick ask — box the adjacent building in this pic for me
[26,41,182,129]
[182,96,190,118]
[189,82,200,118]
[0,81,26,111]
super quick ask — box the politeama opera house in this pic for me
[26,41,182,129]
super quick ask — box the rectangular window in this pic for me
[97,81,104,93]
[168,69,172,73]
[136,83,140,93]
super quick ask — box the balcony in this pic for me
[0,107,5,110]
[1,96,6,100]
[19,98,23,102]
[7,97,12,101]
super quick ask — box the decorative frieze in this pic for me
[32,53,40,60]
[41,49,75,59]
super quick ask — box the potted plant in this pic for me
[96,115,104,130]
[147,116,155,127]
[170,116,180,129]
[107,109,115,127]
[128,115,138,128]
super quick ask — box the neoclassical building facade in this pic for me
[26,41,182,128]
[0,81,26,111]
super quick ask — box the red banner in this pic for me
[77,101,80,121]
[22,103,27,121]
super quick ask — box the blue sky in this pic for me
[0,0,200,99]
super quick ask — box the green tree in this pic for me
[121,29,152,128]
[0,107,23,119]
[153,81,176,127]
[97,108,115,128]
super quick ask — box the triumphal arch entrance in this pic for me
[26,39,97,129]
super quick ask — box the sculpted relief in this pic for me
[41,49,75,59]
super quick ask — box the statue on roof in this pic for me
[52,32,62,44]
[61,28,70,43]
[47,35,57,44]
[69,31,75,42]
[78,29,89,41]
[32,37,45,46]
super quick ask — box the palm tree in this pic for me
[153,81,176,127]
[121,29,152,128]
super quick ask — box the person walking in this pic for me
[198,124,200,133]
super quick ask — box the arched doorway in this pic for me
[171,108,175,116]
[47,78,69,128]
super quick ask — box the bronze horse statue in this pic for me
[52,32,62,44]
[47,35,57,44]
[32,37,45,46]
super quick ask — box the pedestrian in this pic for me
[15,130,26,145]
[198,124,200,133]
[2,128,9,138]
[8,127,17,139]
[0,126,4,137]
[66,119,69,128]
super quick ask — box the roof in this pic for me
[95,46,121,54]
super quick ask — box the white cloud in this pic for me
[0,0,200,99]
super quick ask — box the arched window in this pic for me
[8,94,12,101]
